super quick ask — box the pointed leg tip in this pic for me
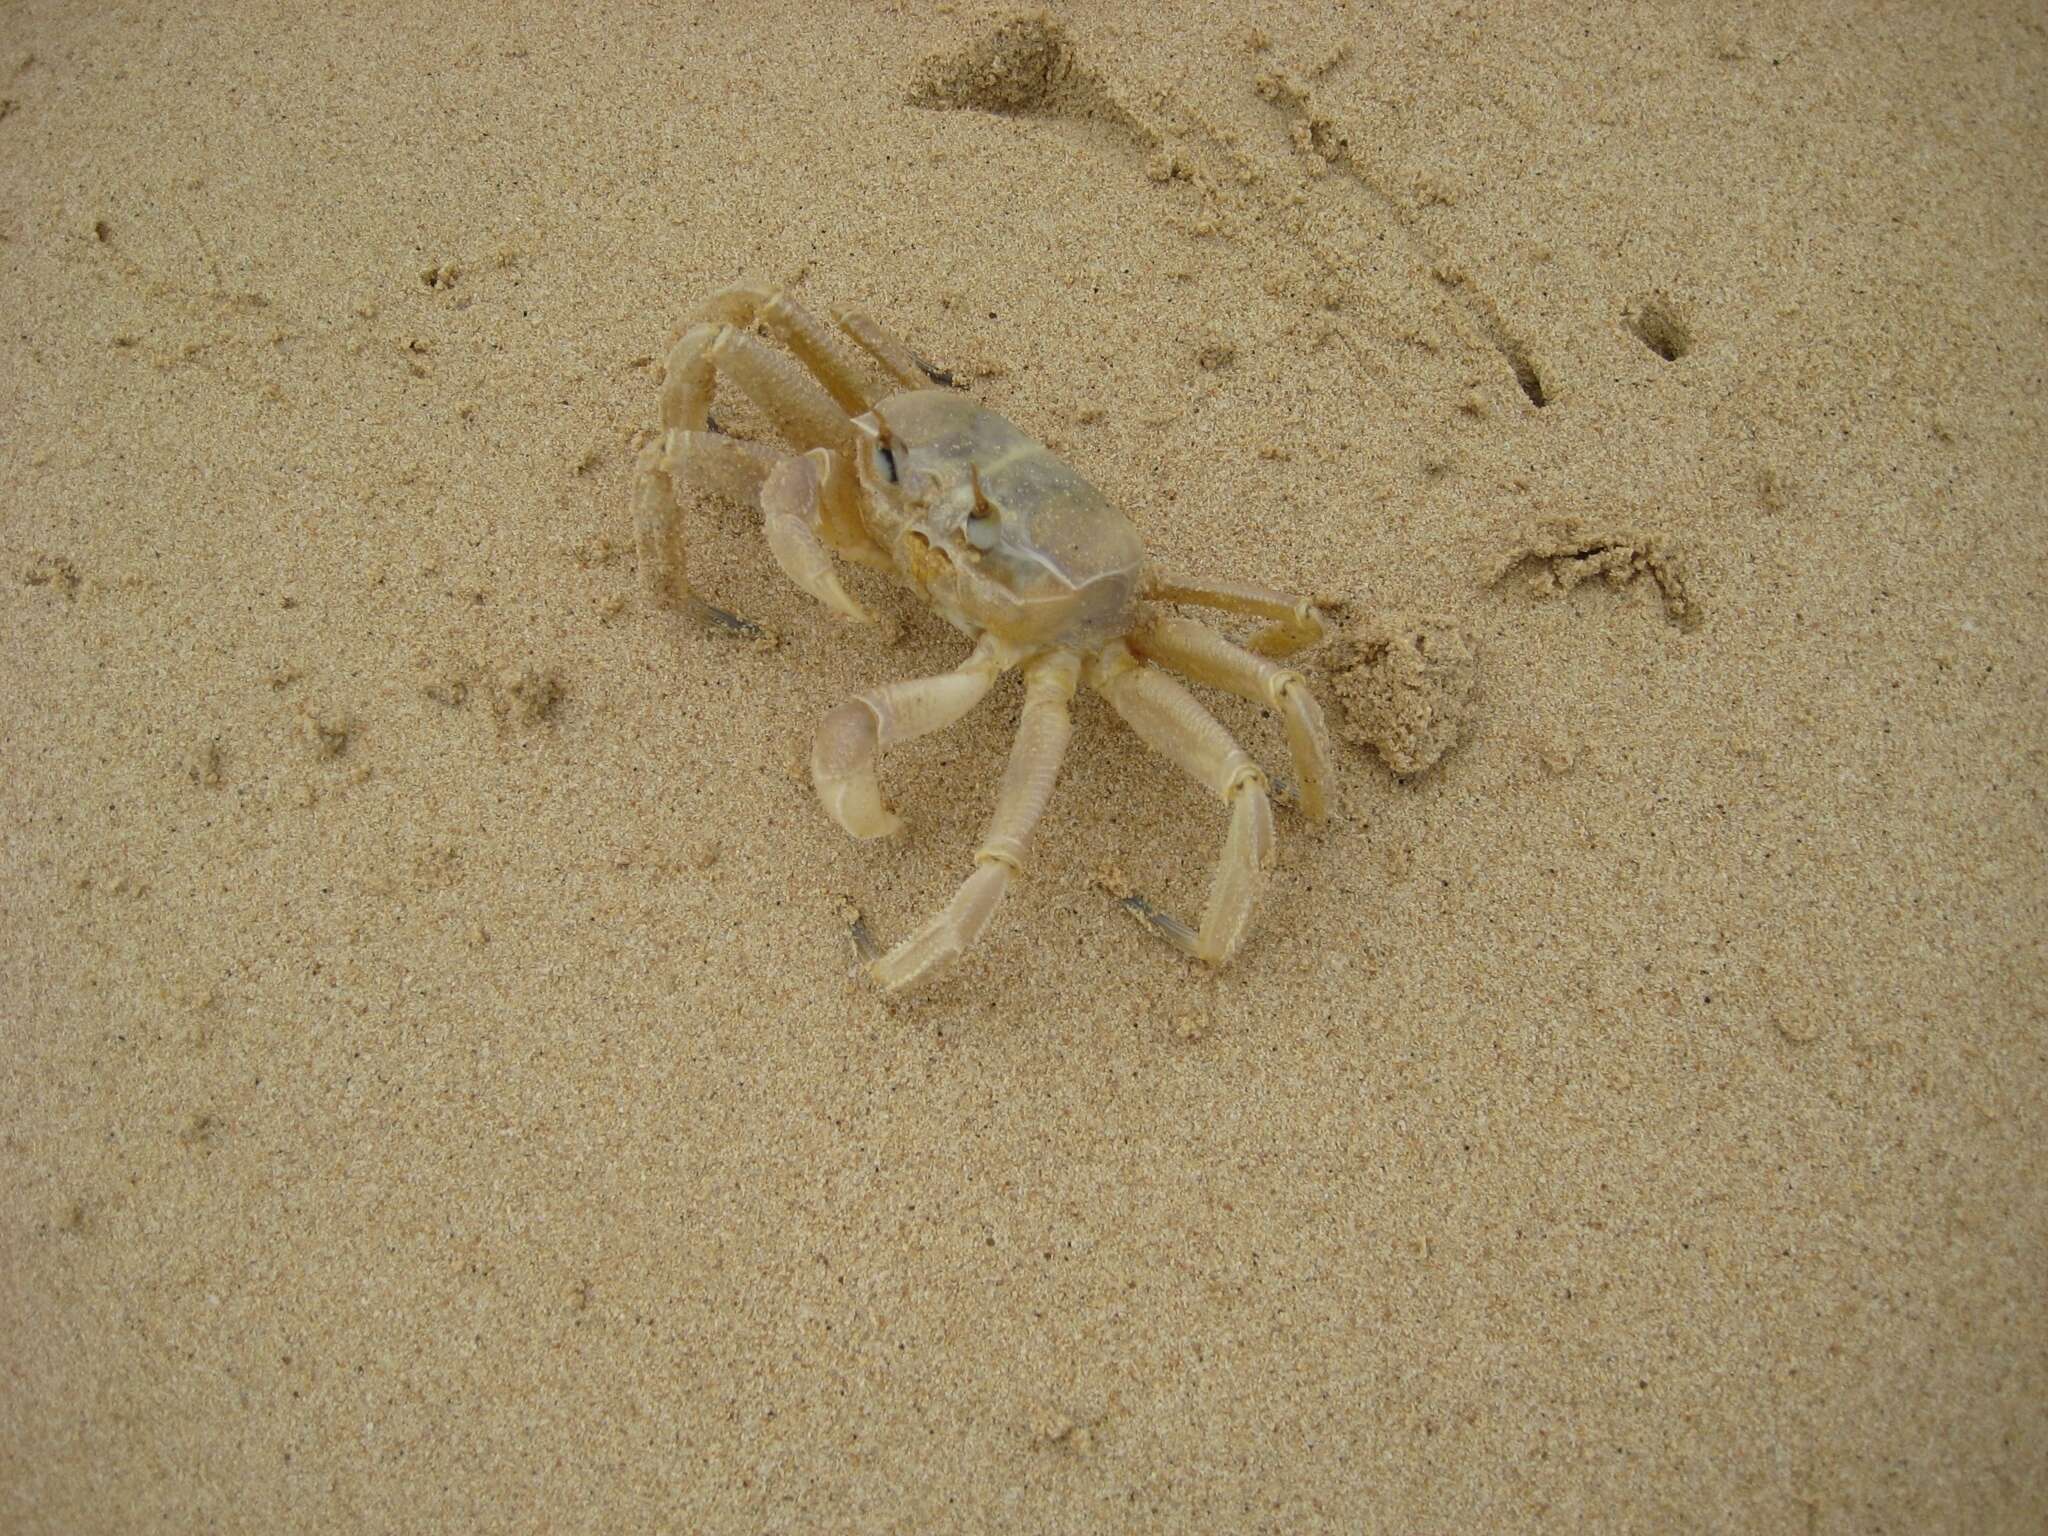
[867,945,958,995]
[844,904,882,964]
[1117,891,1201,955]
[688,598,766,639]
[841,901,951,994]
[866,962,913,995]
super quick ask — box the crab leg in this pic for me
[657,322,721,431]
[834,306,946,390]
[868,649,1079,992]
[633,441,690,609]
[670,429,781,501]
[812,634,1013,839]
[684,285,885,414]
[1131,614,1333,819]
[634,425,786,615]
[656,312,854,455]
[1145,571,1327,657]
[632,428,776,609]
[1091,642,1275,967]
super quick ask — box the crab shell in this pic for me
[849,390,1145,652]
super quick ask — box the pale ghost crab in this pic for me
[634,286,1333,992]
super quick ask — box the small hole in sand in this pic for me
[1499,340,1547,407]
[1627,297,1692,362]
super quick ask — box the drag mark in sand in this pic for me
[1249,63,1549,410]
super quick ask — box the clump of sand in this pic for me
[1323,611,1477,776]
[1489,516,1701,631]
[906,9,1145,139]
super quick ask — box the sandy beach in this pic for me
[3,3,2044,1529]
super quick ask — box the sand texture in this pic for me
[3,3,2045,1531]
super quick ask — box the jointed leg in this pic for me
[670,430,782,503]
[1145,571,1327,657]
[1131,614,1333,819]
[633,440,691,609]
[812,634,1015,839]
[1090,642,1276,966]
[660,321,855,457]
[833,306,942,391]
[632,426,787,616]
[868,650,1079,992]
[686,286,889,414]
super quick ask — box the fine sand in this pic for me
[3,4,2044,1530]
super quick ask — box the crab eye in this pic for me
[876,444,899,484]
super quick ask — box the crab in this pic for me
[634,285,1333,992]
